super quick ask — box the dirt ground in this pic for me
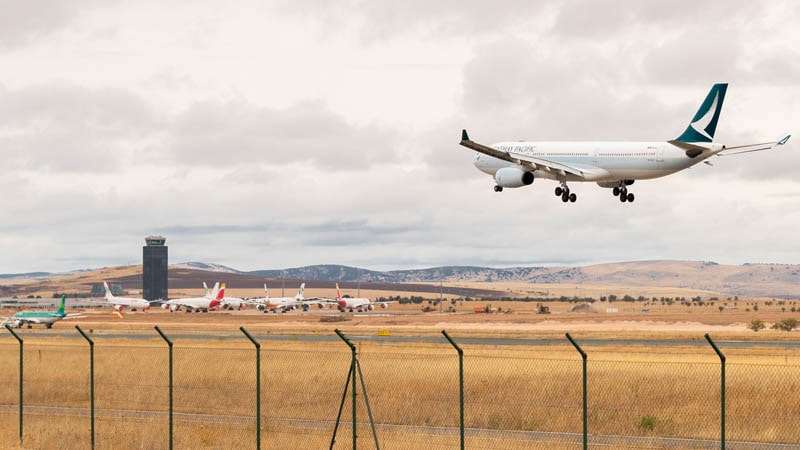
[3,297,796,343]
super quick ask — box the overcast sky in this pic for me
[1,1,798,273]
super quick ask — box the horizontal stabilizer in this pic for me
[719,134,791,156]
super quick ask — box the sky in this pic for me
[1,1,798,273]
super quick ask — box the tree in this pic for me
[771,318,799,332]
[748,319,766,332]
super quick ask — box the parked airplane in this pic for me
[161,282,223,313]
[218,283,247,310]
[461,83,790,204]
[335,283,389,312]
[103,282,151,312]
[253,283,308,313]
[1,295,82,329]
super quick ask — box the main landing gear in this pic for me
[494,185,503,192]
[612,184,635,203]
[554,183,576,203]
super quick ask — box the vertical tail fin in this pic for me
[675,83,728,143]
[207,282,220,299]
[57,294,67,315]
[264,283,269,300]
[216,283,226,300]
[103,282,114,299]
[295,283,305,300]
[335,283,343,302]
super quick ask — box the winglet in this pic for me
[777,134,791,146]
[461,129,469,142]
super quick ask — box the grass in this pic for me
[1,328,800,448]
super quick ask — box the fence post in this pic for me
[5,325,23,444]
[240,327,261,450]
[76,326,95,450]
[155,326,173,450]
[566,333,587,450]
[441,330,464,450]
[705,333,726,450]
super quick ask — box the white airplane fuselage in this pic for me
[474,141,721,184]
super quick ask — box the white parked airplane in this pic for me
[461,83,790,203]
[103,282,151,312]
[218,283,247,310]
[253,283,308,313]
[161,282,223,313]
[335,283,389,313]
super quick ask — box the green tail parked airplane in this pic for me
[2,295,83,329]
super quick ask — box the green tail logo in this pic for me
[57,294,67,316]
[675,83,728,143]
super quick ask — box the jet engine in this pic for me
[494,167,534,188]
[367,304,374,311]
[380,303,389,309]
[114,305,124,312]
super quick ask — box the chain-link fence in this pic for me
[1,326,800,449]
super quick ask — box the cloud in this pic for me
[167,98,399,169]
[0,82,162,172]
[273,0,552,43]
[0,0,112,50]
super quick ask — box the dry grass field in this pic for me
[1,307,800,449]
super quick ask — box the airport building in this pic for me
[143,235,168,301]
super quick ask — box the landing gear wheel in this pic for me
[620,193,627,203]
[613,187,620,197]
[569,193,577,203]
[555,186,563,196]
[626,193,635,203]
[561,193,569,202]
[494,185,503,192]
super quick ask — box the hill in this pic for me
[1,260,798,299]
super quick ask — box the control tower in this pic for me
[143,235,168,301]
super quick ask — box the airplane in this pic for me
[102,282,151,312]
[218,283,248,310]
[161,282,223,313]
[252,283,309,313]
[335,283,390,313]
[1,295,82,329]
[461,83,790,204]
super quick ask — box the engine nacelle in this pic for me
[380,303,388,309]
[114,305,124,312]
[367,304,374,311]
[494,167,534,188]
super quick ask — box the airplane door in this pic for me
[592,148,598,164]
[657,146,664,163]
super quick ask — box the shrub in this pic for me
[637,416,659,431]
[748,319,766,332]
[771,318,799,332]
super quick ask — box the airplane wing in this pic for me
[717,134,791,156]
[460,129,588,178]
